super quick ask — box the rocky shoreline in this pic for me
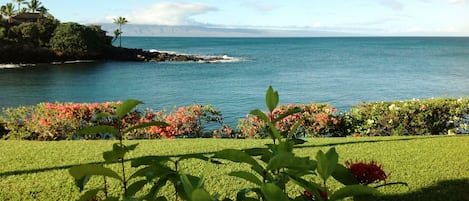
[0,44,228,64]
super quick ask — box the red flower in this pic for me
[345,160,387,184]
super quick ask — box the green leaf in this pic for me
[131,156,171,167]
[95,112,112,120]
[178,153,211,163]
[265,86,279,113]
[329,185,380,201]
[69,164,122,182]
[288,174,322,200]
[126,180,148,197]
[273,108,302,124]
[180,174,196,200]
[117,99,143,119]
[74,175,91,191]
[78,188,102,201]
[287,118,304,139]
[75,125,119,136]
[229,171,263,186]
[261,183,289,201]
[316,148,338,181]
[214,149,263,171]
[331,164,359,185]
[124,121,169,133]
[103,143,138,163]
[192,189,212,201]
[267,152,316,171]
[128,164,173,181]
[249,109,269,123]
[236,188,263,201]
[103,197,120,201]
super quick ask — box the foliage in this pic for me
[66,86,405,201]
[238,103,344,138]
[0,102,230,140]
[49,22,111,58]
[345,98,469,136]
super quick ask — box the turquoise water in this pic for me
[1,37,469,125]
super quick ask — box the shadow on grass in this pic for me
[0,136,440,178]
[359,179,469,201]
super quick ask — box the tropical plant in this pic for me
[68,86,406,201]
[113,16,127,47]
[26,0,42,13]
[1,3,15,23]
[13,0,27,13]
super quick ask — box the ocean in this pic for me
[1,37,469,126]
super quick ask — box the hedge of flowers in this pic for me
[0,102,231,140]
[237,103,344,138]
[1,97,468,140]
[345,98,469,136]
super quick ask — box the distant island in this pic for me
[0,0,220,64]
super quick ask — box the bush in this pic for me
[237,103,344,138]
[0,102,231,140]
[346,98,469,136]
[49,22,111,59]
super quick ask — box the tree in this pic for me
[13,0,27,13]
[1,3,15,23]
[26,0,42,13]
[49,22,111,59]
[113,16,127,47]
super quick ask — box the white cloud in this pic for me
[378,0,404,10]
[107,2,217,25]
[448,0,467,4]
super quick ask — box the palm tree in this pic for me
[113,16,128,47]
[26,0,42,13]
[2,3,15,23]
[13,0,27,13]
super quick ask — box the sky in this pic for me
[3,0,469,36]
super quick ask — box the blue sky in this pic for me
[4,0,469,36]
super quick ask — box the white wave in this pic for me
[201,54,248,63]
[148,49,178,54]
[0,64,35,69]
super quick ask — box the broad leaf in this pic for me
[78,188,103,201]
[214,149,263,171]
[273,108,302,124]
[329,185,380,201]
[288,174,323,201]
[229,171,263,186]
[236,188,263,201]
[74,175,91,191]
[249,109,269,123]
[316,148,338,181]
[267,152,316,171]
[131,156,171,167]
[265,86,279,113]
[287,118,304,139]
[192,189,212,201]
[103,143,138,163]
[124,121,168,133]
[331,164,359,185]
[117,99,143,119]
[75,125,119,136]
[126,180,148,197]
[261,183,289,201]
[128,164,173,181]
[69,164,122,181]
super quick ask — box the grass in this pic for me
[0,135,468,201]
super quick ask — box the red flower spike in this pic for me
[345,160,387,184]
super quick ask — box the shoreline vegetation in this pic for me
[0,1,227,65]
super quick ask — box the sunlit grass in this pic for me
[0,135,468,200]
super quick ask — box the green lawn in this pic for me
[0,135,468,201]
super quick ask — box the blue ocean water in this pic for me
[1,37,469,126]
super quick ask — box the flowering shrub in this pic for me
[237,103,344,138]
[345,160,387,185]
[0,102,231,140]
[346,98,469,136]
